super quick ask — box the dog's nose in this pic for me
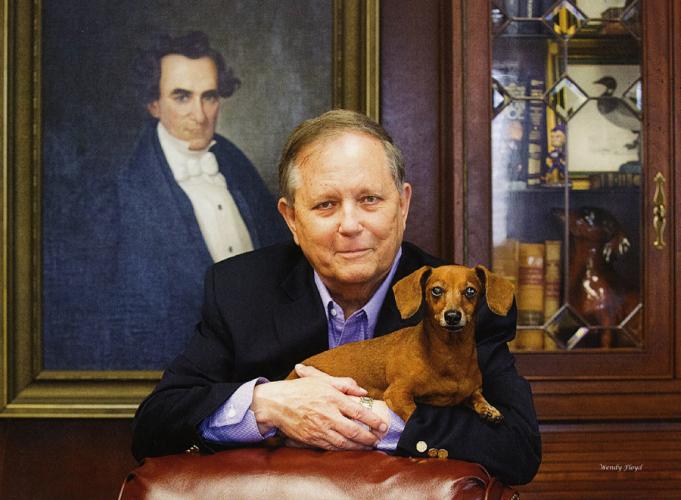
[444,310,462,326]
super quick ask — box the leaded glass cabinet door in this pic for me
[475,0,673,391]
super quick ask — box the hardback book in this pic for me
[492,239,520,288]
[492,38,547,188]
[517,242,545,326]
[526,78,546,186]
[543,240,562,350]
[589,172,641,189]
[500,0,550,35]
[569,174,591,190]
[516,328,545,351]
[492,44,528,186]
[543,240,561,318]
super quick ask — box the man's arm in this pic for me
[198,371,389,450]
[132,265,391,459]
[131,321,240,458]
[199,378,278,444]
[397,302,542,486]
[133,261,277,460]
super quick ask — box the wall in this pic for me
[0,420,136,499]
[381,0,442,256]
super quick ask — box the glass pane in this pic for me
[543,0,588,39]
[489,0,643,352]
[574,0,628,20]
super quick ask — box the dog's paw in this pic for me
[481,408,504,424]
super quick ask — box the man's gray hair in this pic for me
[278,109,405,203]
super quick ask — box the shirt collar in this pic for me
[313,247,403,333]
[156,122,216,177]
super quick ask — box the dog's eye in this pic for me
[464,287,477,299]
[431,286,444,297]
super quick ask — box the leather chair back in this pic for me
[118,448,519,499]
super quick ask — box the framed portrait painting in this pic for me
[1,0,379,417]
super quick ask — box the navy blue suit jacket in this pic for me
[114,124,289,368]
[132,242,541,485]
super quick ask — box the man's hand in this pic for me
[251,364,389,450]
[295,364,393,431]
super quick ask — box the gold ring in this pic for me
[359,396,374,410]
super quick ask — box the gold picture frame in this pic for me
[0,0,380,418]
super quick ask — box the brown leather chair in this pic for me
[118,447,518,499]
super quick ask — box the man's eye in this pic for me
[315,201,334,210]
[431,287,444,297]
[203,93,219,103]
[362,195,379,204]
[464,287,477,299]
[174,94,190,103]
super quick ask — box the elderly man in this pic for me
[132,110,541,485]
[115,32,287,367]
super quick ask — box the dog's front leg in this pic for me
[383,384,417,422]
[465,389,504,424]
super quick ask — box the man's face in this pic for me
[147,54,220,150]
[278,131,412,297]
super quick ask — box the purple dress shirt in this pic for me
[200,249,405,450]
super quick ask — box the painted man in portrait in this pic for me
[114,31,288,367]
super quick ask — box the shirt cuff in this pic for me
[376,407,405,451]
[199,377,277,444]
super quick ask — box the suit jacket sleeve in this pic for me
[396,300,542,485]
[131,266,241,461]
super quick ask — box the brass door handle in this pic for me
[653,172,666,250]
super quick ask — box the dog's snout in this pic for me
[444,310,462,326]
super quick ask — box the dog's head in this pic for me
[392,265,515,331]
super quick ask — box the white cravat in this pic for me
[156,123,254,262]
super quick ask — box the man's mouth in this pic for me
[337,248,371,258]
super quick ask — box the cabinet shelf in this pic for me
[505,185,640,194]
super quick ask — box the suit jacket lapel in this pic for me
[148,126,213,263]
[272,252,329,375]
[271,242,440,365]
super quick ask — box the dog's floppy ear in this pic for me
[475,265,515,316]
[392,266,432,319]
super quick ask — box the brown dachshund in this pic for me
[287,265,515,423]
[554,207,640,347]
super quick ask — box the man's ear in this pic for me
[392,265,431,320]
[277,197,299,245]
[147,101,161,119]
[400,182,413,229]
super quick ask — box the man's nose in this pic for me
[338,203,363,235]
[190,99,208,123]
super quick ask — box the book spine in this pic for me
[543,240,561,318]
[526,78,545,186]
[516,243,545,350]
[589,172,642,189]
[492,239,520,288]
[517,328,545,351]
[543,240,562,350]
[517,243,545,323]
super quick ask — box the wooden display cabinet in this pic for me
[442,0,680,495]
